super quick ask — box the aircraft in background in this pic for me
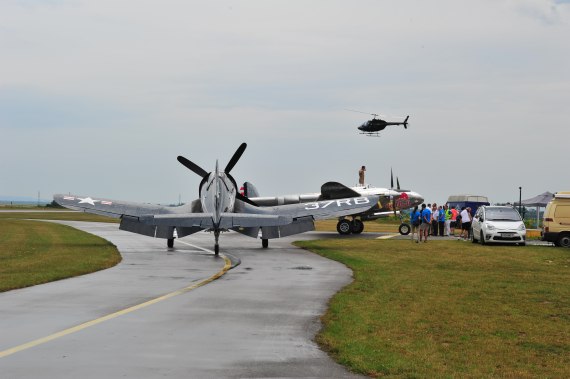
[55,143,379,254]
[241,169,423,235]
[347,109,409,136]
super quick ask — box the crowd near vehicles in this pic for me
[471,206,526,246]
[447,195,490,216]
[55,143,379,254]
[542,192,570,247]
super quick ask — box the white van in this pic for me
[542,192,570,247]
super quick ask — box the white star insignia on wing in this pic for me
[77,197,99,206]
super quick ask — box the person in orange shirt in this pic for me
[450,206,459,236]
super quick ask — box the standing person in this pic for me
[450,206,459,236]
[358,166,366,186]
[410,205,421,243]
[438,205,446,236]
[444,205,452,236]
[431,203,439,236]
[459,206,472,240]
[419,203,431,243]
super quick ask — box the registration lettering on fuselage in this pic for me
[304,197,370,210]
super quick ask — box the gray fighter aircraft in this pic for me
[240,169,423,235]
[54,143,379,254]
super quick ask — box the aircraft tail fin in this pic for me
[243,182,260,198]
[403,116,409,129]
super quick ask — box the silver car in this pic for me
[471,206,526,246]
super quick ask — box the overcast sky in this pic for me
[1,0,569,205]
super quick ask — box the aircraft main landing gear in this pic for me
[351,219,364,234]
[167,238,174,248]
[214,230,220,256]
[336,218,364,235]
[262,238,269,248]
[337,219,352,235]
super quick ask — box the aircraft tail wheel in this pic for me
[214,244,219,255]
[351,219,364,234]
[167,238,174,248]
[262,238,269,248]
[337,219,352,235]
[398,223,411,235]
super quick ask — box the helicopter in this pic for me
[347,109,409,137]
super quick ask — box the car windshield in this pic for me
[485,208,521,221]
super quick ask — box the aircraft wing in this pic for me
[262,195,380,221]
[54,194,177,218]
[143,213,292,228]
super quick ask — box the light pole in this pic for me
[519,186,522,216]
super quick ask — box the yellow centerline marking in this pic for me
[0,241,231,359]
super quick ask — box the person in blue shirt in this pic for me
[420,203,431,243]
[410,205,421,243]
[438,205,446,236]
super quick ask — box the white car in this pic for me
[471,206,526,246]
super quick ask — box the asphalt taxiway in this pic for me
[0,222,362,378]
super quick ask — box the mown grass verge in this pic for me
[294,239,570,378]
[0,212,118,223]
[0,220,121,292]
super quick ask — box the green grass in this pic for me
[0,211,118,223]
[295,239,570,378]
[0,220,121,292]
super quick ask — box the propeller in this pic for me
[177,155,208,178]
[177,143,258,206]
[225,142,247,174]
[390,168,404,216]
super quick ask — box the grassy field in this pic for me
[295,239,570,378]
[0,220,121,292]
[0,211,118,223]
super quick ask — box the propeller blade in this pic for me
[397,177,400,191]
[177,156,208,178]
[225,143,247,174]
[236,192,258,207]
[391,168,394,188]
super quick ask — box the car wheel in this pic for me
[351,219,364,234]
[471,229,477,243]
[557,234,570,248]
[399,223,411,235]
[337,219,352,235]
[480,231,485,245]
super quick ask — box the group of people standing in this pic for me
[409,203,474,243]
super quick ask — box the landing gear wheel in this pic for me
[262,238,269,248]
[167,238,174,248]
[558,234,570,248]
[337,219,352,235]
[351,219,364,234]
[214,244,219,255]
[398,223,411,236]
